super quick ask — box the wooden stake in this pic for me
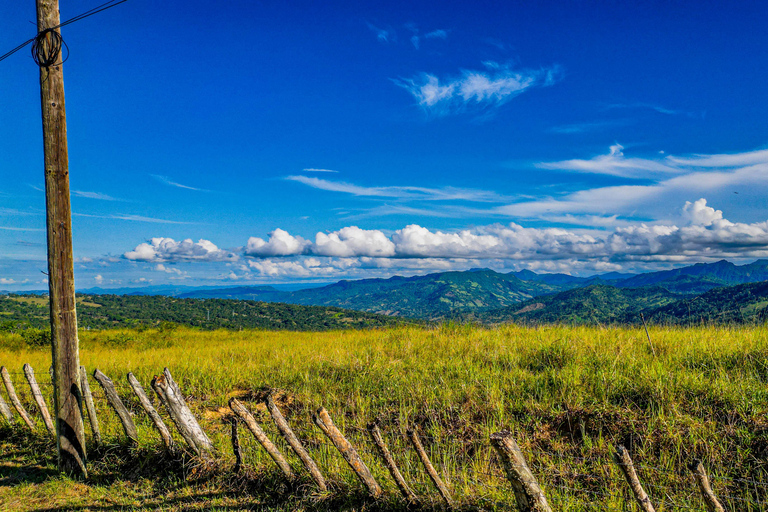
[1,366,36,429]
[93,369,138,445]
[0,390,14,424]
[407,427,454,508]
[489,430,552,512]
[127,372,173,451]
[23,363,55,436]
[614,445,655,512]
[229,398,294,480]
[266,394,327,491]
[688,459,725,512]
[150,368,213,457]
[368,421,418,505]
[35,0,86,476]
[313,407,382,497]
[79,366,101,446]
[231,417,243,474]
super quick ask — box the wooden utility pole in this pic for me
[36,0,87,477]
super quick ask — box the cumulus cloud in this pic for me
[124,238,237,262]
[241,200,768,267]
[245,229,310,257]
[395,61,561,114]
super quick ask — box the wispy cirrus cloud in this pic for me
[73,212,194,224]
[302,168,339,173]
[367,22,394,43]
[73,190,124,201]
[151,174,209,192]
[538,143,681,178]
[395,61,561,115]
[285,175,509,202]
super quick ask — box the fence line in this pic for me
[1,362,766,510]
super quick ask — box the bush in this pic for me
[20,328,51,347]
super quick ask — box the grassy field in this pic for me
[1,324,768,510]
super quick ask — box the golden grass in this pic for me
[1,323,768,510]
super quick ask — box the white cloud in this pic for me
[240,200,768,267]
[424,29,448,40]
[245,229,310,257]
[395,61,561,114]
[367,23,392,43]
[286,175,508,202]
[0,278,16,285]
[124,238,237,262]
[73,190,122,201]
[302,168,339,173]
[94,274,103,284]
[150,174,208,192]
[314,226,396,257]
[538,143,681,177]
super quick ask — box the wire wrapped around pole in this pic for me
[31,28,68,68]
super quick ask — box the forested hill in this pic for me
[0,294,410,332]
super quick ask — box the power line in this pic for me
[0,0,128,65]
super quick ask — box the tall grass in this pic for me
[1,323,767,510]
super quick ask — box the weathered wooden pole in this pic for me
[127,372,174,451]
[688,459,725,512]
[313,407,382,497]
[93,369,138,445]
[230,417,243,474]
[35,0,86,476]
[23,363,55,436]
[490,430,552,512]
[407,428,454,508]
[229,398,294,480]
[79,366,101,446]
[1,366,36,430]
[0,391,14,424]
[368,421,419,505]
[614,445,655,512]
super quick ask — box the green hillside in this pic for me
[0,294,409,332]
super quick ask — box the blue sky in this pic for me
[3,0,768,290]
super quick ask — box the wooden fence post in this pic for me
[266,394,327,491]
[614,445,655,512]
[79,366,101,445]
[150,368,213,458]
[231,417,243,474]
[368,421,418,505]
[0,388,16,424]
[23,364,55,436]
[1,366,35,429]
[313,407,382,497]
[408,427,454,508]
[229,398,294,480]
[127,372,173,451]
[93,369,138,445]
[489,430,552,512]
[688,458,725,512]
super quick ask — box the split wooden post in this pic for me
[490,430,552,512]
[23,364,55,436]
[407,428,454,508]
[231,417,243,474]
[266,394,327,491]
[688,459,725,512]
[79,366,101,445]
[150,368,213,457]
[93,369,138,445]
[0,391,14,424]
[614,445,656,512]
[1,366,36,429]
[313,407,382,497]
[229,398,294,480]
[368,421,418,505]
[127,372,173,451]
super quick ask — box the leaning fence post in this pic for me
[408,427,454,508]
[229,398,294,480]
[368,421,419,505]
[0,388,15,425]
[490,430,552,512]
[127,372,174,451]
[93,369,139,445]
[79,366,101,445]
[266,394,327,491]
[313,407,382,497]
[1,366,35,429]
[23,364,55,436]
[688,458,725,512]
[150,368,213,458]
[614,445,656,512]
